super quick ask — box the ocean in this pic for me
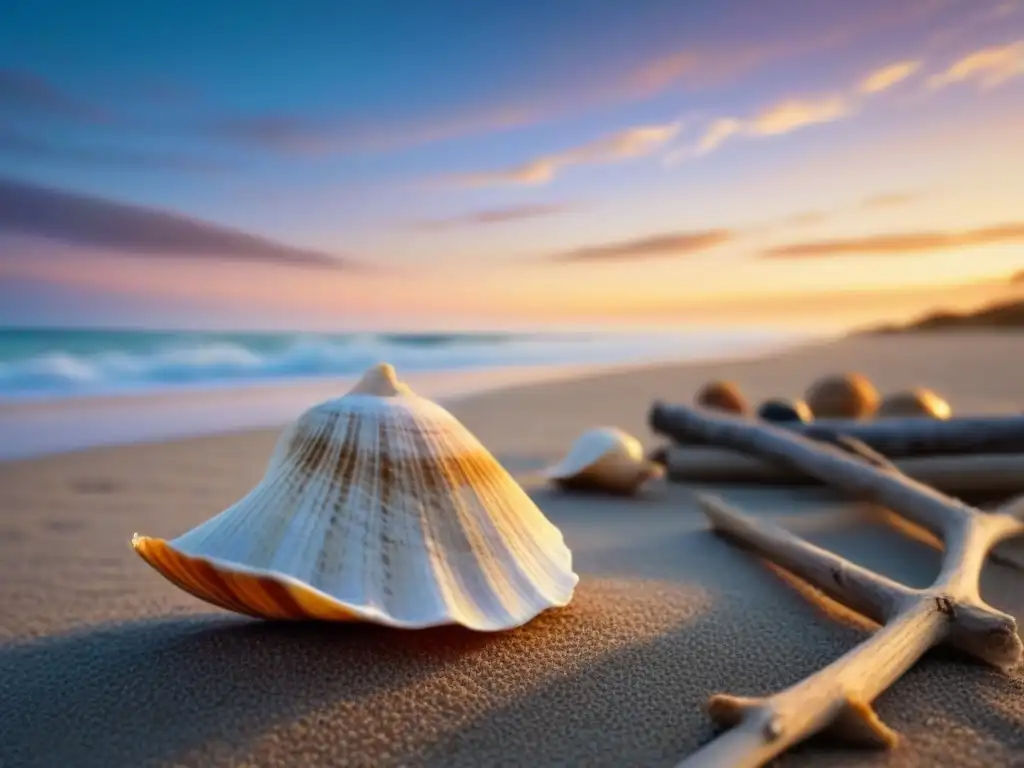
[0,327,811,401]
[0,326,817,459]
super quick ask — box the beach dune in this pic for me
[2,333,1023,767]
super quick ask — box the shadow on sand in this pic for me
[0,615,499,767]
[3,485,1023,767]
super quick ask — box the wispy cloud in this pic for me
[455,122,681,187]
[858,60,922,94]
[665,50,934,164]
[766,190,925,231]
[411,203,574,231]
[749,95,851,135]
[0,70,108,124]
[191,5,938,158]
[669,95,850,161]
[929,39,1024,89]
[0,176,351,269]
[763,221,1024,258]
[694,118,744,155]
[552,229,733,262]
[0,124,224,172]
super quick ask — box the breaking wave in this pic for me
[0,328,806,400]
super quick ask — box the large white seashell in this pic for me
[132,363,578,631]
[543,427,663,495]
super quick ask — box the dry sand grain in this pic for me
[2,333,1024,767]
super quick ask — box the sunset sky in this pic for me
[1,0,1022,331]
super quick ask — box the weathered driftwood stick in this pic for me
[660,446,1024,495]
[649,403,1024,768]
[650,409,1024,458]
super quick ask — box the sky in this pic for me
[1,0,1023,331]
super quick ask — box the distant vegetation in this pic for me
[862,296,1024,334]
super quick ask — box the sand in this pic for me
[2,332,1024,767]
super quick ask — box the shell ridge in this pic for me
[408,416,492,628]
[362,413,386,614]
[456,450,529,626]
[418,415,515,629]
[462,432,575,590]
[490,474,578,607]
[293,412,351,587]
[243,413,335,566]
[175,410,336,608]
[331,416,374,611]
[383,410,446,624]
[316,412,361,600]
[459,450,563,620]
[255,410,337,572]
[452,429,576,615]
[398,415,466,625]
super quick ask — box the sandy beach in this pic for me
[2,332,1024,767]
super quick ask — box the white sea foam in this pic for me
[0,329,812,400]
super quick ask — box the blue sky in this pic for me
[1,0,1023,329]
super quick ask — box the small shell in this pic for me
[543,427,663,495]
[757,398,813,423]
[878,388,952,419]
[805,372,880,419]
[132,363,578,631]
[695,380,749,415]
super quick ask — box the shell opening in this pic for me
[347,363,412,398]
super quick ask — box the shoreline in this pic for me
[0,334,817,462]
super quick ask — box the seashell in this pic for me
[543,427,663,495]
[878,388,952,420]
[805,372,880,419]
[757,398,813,423]
[695,380,749,415]
[131,363,578,631]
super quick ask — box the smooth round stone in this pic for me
[695,380,748,415]
[878,388,952,419]
[757,398,813,423]
[805,372,880,419]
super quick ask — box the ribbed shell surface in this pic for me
[134,389,578,630]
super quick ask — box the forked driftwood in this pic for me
[646,402,1024,768]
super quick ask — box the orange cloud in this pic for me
[552,229,733,262]
[694,117,743,155]
[456,122,680,187]
[668,95,850,161]
[763,222,1024,258]
[748,95,850,135]
[858,60,922,94]
[929,39,1024,89]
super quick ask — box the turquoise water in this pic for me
[0,326,808,400]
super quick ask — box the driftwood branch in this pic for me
[647,403,1024,768]
[649,410,1024,458]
